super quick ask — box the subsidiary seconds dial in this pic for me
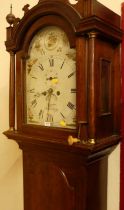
[25,26,76,129]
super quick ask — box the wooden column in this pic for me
[76,37,88,140]
[88,32,97,142]
[9,51,15,130]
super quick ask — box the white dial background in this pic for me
[25,26,76,129]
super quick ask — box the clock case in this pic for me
[4,0,122,210]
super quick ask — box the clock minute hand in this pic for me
[46,88,54,122]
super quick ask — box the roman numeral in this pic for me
[32,76,37,79]
[60,59,65,69]
[68,71,75,78]
[47,113,53,122]
[29,88,35,93]
[39,109,43,119]
[38,63,44,71]
[31,99,37,107]
[67,102,76,110]
[71,88,76,93]
[49,58,54,67]
[60,112,65,119]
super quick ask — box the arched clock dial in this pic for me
[25,26,76,129]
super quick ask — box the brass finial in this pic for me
[68,0,79,5]
[10,4,12,13]
[9,127,15,131]
[6,4,15,26]
[22,4,30,14]
[68,135,80,146]
[88,138,96,145]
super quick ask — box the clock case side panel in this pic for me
[15,12,82,143]
[96,39,121,139]
[87,35,121,141]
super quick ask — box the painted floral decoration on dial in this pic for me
[26,26,76,129]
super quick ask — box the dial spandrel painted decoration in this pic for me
[26,26,76,129]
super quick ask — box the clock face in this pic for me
[25,26,76,129]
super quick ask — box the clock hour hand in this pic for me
[34,91,47,97]
[46,76,58,84]
[41,91,47,96]
[38,90,54,96]
[46,76,57,80]
[40,89,58,98]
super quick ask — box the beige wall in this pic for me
[0,0,122,210]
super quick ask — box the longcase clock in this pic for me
[4,0,122,210]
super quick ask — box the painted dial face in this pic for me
[25,26,76,129]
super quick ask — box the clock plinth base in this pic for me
[4,130,119,210]
[22,141,109,210]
